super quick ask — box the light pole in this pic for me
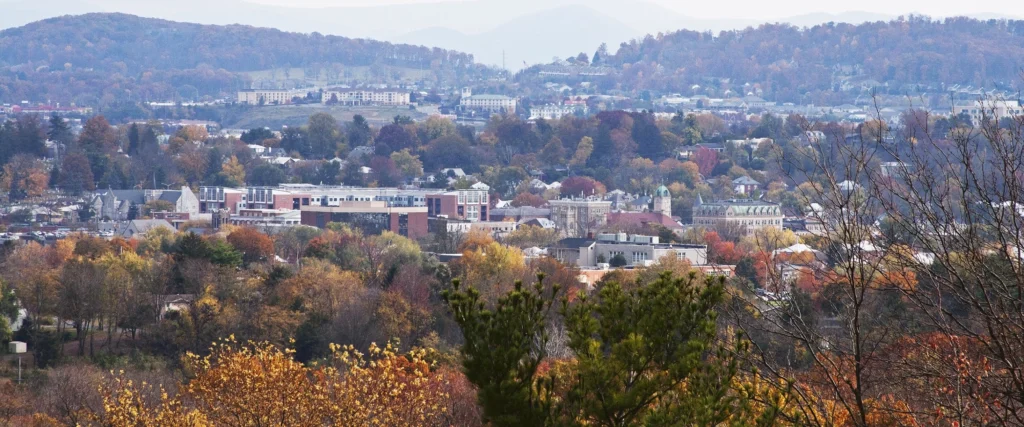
[9,341,27,384]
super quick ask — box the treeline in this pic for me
[559,16,1024,101]
[0,13,493,104]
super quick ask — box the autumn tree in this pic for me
[95,339,451,426]
[390,149,423,178]
[1,153,49,200]
[568,136,593,168]
[511,192,547,208]
[692,146,718,176]
[539,136,567,166]
[504,225,558,248]
[175,125,209,143]
[58,151,95,194]
[226,227,275,265]
[217,155,245,186]
[560,176,606,197]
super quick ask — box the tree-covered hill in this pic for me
[542,16,1024,102]
[0,13,489,105]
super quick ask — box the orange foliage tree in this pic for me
[226,227,275,264]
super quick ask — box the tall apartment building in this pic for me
[691,196,783,233]
[426,189,490,222]
[549,197,612,237]
[321,89,410,106]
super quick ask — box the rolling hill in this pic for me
[530,16,1024,102]
[0,13,489,104]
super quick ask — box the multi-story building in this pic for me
[278,184,430,208]
[441,220,517,238]
[529,104,585,120]
[426,189,490,222]
[321,88,411,106]
[246,187,313,210]
[227,209,302,230]
[549,197,612,237]
[692,196,783,233]
[552,233,708,268]
[300,202,428,239]
[199,186,247,214]
[237,89,307,105]
[460,94,518,113]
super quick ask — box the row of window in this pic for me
[456,191,488,204]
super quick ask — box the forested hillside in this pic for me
[0,13,488,104]
[579,16,1024,101]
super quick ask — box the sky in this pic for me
[244,0,1024,20]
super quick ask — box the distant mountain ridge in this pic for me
[570,16,1024,102]
[1,0,1019,71]
[0,13,487,104]
[0,13,476,73]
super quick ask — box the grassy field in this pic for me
[223,104,429,129]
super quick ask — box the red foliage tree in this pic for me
[560,176,607,197]
[692,146,718,177]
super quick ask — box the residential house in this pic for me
[732,176,761,195]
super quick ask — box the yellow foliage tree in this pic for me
[94,339,450,426]
[219,155,246,186]
[568,136,594,167]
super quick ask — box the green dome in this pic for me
[654,185,670,197]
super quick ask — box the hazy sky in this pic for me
[245,0,1023,20]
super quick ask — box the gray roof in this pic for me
[554,238,595,249]
[121,219,174,236]
[109,190,146,204]
[158,191,182,204]
[491,207,551,217]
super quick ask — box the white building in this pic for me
[529,104,585,120]
[461,94,518,113]
[952,100,1023,125]
[237,89,307,105]
[552,233,708,268]
[321,88,410,106]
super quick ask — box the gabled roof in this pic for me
[158,191,182,204]
[732,176,761,185]
[107,190,146,204]
[607,212,682,230]
[120,219,174,236]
